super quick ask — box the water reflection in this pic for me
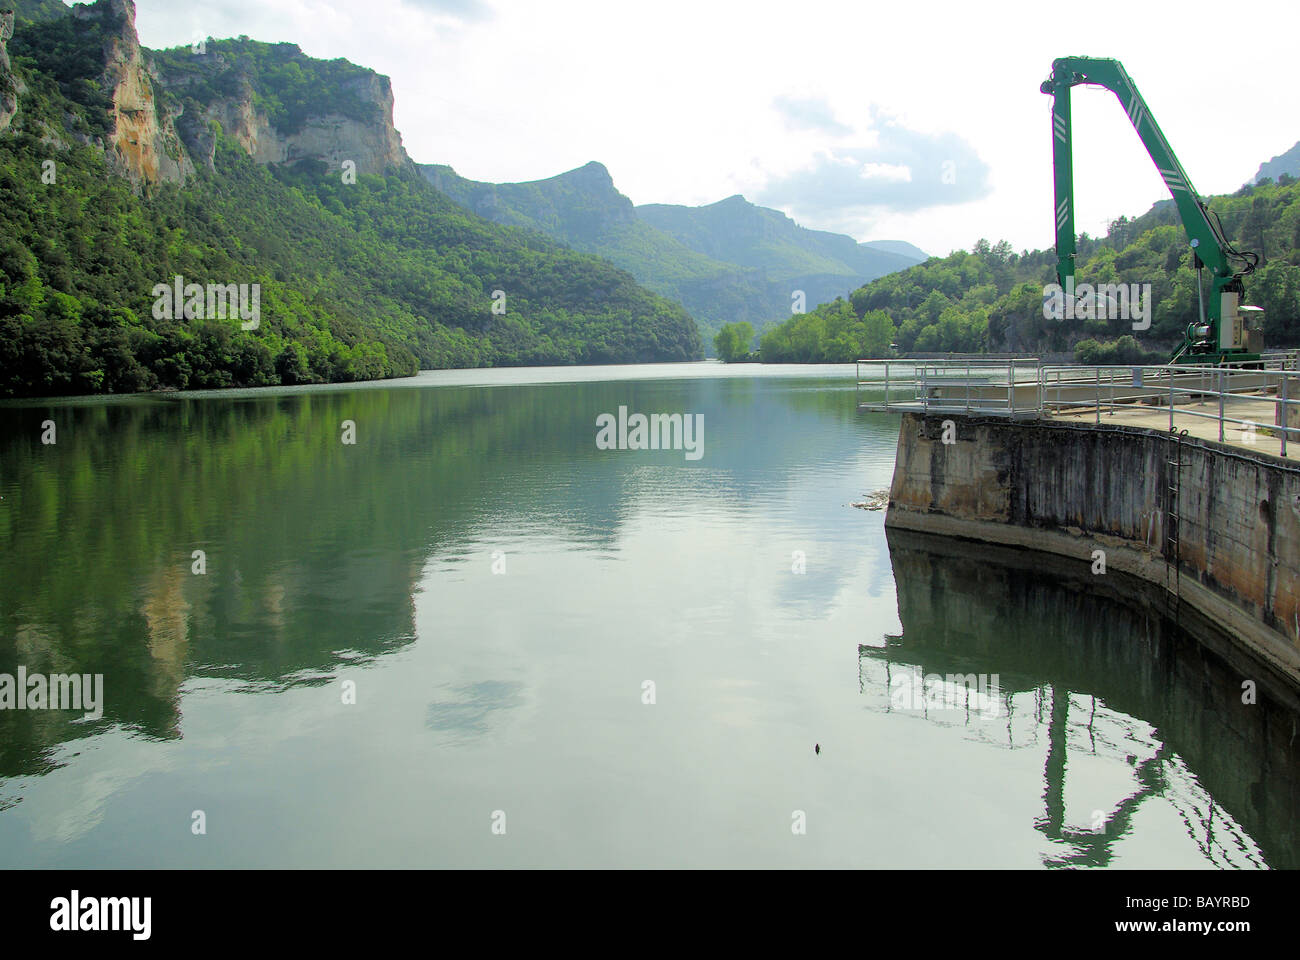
[870,526,1298,868]
[426,681,527,740]
[0,374,878,783]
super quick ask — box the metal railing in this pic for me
[1041,363,1300,456]
[857,354,1300,457]
[857,358,1043,418]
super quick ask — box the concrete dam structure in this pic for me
[860,358,1300,696]
[885,413,1300,693]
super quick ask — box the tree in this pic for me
[860,309,894,358]
[713,321,754,361]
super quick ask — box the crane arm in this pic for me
[1042,56,1235,283]
[1041,56,1261,362]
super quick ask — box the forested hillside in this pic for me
[421,162,924,347]
[758,175,1300,362]
[636,195,922,289]
[0,0,701,397]
[421,160,751,344]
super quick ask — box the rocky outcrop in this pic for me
[1,9,17,133]
[73,0,192,186]
[214,87,404,175]
[8,0,408,184]
[174,73,279,170]
[278,70,405,175]
[166,45,407,177]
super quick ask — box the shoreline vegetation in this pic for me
[718,175,1300,365]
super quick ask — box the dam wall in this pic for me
[884,413,1300,690]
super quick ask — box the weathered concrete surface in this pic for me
[885,413,1300,690]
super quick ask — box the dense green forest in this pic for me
[0,3,701,397]
[758,176,1300,362]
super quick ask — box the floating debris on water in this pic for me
[851,490,890,511]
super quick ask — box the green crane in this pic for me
[1041,57,1262,364]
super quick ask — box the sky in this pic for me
[131,0,1300,258]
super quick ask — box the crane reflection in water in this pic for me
[867,527,1300,869]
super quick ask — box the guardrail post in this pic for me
[1283,375,1290,458]
[1218,368,1225,443]
[1095,367,1101,425]
[884,361,890,411]
[1168,367,1174,432]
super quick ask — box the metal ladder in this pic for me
[1164,428,1188,619]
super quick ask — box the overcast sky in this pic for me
[132,0,1300,257]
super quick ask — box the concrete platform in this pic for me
[1050,395,1294,460]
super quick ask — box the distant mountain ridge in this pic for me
[856,239,929,261]
[420,160,740,286]
[419,161,926,348]
[636,195,922,279]
[1253,140,1300,184]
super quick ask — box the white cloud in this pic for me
[772,95,853,136]
[397,0,493,20]
[753,105,991,231]
[860,163,911,183]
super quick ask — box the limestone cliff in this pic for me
[161,41,408,177]
[4,0,406,186]
[68,0,192,186]
[275,69,406,175]
[1,9,17,133]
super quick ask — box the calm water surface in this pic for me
[0,363,1295,867]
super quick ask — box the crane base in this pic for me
[1176,351,1262,367]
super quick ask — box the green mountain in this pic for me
[8,0,74,26]
[0,0,701,397]
[758,177,1300,362]
[420,160,748,328]
[1253,141,1300,185]
[419,162,924,349]
[636,195,923,283]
